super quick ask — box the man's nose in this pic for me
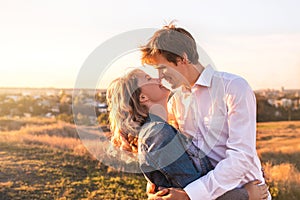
[158,69,164,80]
[152,78,161,83]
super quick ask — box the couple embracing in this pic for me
[106,24,271,200]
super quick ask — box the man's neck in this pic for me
[183,63,204,88]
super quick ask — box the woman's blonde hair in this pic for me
[106,69,148,153]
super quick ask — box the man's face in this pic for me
[152,55,188,89]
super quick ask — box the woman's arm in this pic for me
[139,122,203,189]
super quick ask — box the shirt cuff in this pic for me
[184,178,211,200]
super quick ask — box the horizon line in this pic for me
[0,86,300,92]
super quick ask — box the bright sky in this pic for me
[1,0,300,90]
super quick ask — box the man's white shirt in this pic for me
[168,65,271,200]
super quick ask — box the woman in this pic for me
[106,69,267,199]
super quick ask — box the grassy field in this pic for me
[256,121,300,199]
[0,117,147,200]
[0,117,299,199]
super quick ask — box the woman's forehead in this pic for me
[135,70,148,78]
[135,71,150,86]
[136,65,159,78]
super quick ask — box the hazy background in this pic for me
[1,0,300,90]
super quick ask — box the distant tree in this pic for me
[57,93,71,115]
[56,113,74,124]
[95,93,106,103]
[256,94,284,122]
[75,113,90,125]
[1,98,15,116]
[97,113,108,125]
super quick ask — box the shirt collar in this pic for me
[194,64,215,87]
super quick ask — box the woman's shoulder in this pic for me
[139,119,177,147]
[140,119,175,137]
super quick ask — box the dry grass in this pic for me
[257,121,300,199]
[0,117,146,199]
[257,121,300,154]
[0,120,86,156]
[1,118,300,199]
[0,116,56,131]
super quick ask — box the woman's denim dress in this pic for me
[138,114,213,190]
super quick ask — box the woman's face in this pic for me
[136,71,170,103]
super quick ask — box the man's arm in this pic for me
[146,180,268,200]
[184,78,260,199]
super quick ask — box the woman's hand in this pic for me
[243,180,269,200]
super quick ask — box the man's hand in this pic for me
[243,180,269,200]
[146,182,190,200]
[147,182,169,200]
[154,188,190,200]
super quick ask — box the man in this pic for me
[140,24,271,200]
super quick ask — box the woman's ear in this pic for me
[139,93,149,103]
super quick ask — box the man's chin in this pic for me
[161,80,174,91]
[171,84,180,90]
[161,80,182,91]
